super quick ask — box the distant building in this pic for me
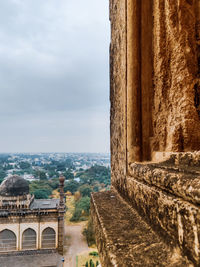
[22,174,36,182]
[0,175,65,254]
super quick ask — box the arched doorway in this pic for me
[41,227,56,249]
[22,228,36,250]
[0,229,16,251]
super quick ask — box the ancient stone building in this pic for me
[91,1,200,266]
[0,175,65,255]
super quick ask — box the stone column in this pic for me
[38,218,41,249]
[127,0,142,162]
[141,0,153,161]
[196,0,200,40]
[18,219,21,251]
[58,175,65,255]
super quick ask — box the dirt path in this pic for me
[64,223,90,267]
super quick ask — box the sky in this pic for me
[0,0,110,153]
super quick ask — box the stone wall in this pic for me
[0,214,58,251]
[152,0,200,153]
[109,0,200,264]
[110,0,127,186]
[92,0,200,266]
[110,0,200,164]
[91,190,192,266]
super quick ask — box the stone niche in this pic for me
[91,0,200,266]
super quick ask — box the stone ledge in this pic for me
[117,176,200,265]
[0,249,57,257]
[129,162,200,205]
[91,191,192,267]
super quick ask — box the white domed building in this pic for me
[0,175,65,254]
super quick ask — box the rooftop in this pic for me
[30,199,60,210]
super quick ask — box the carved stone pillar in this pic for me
[127,0,142,162]
[58,175,65,255]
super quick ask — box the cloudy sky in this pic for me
[0,0,110,153]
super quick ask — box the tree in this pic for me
[64,180,79,194]
[76,196,90,215]
[85,262,89,267]
[70,208,82,222]
[74,191,81,202]
[63,170,74,180]
[3,164,13,171]
[39,171,47,180]
[79,165,111,186]
[0,170,6,180]
[49,178,59,189]
[56,163,66,172]
[29,180,53,198]
[79,184,92,197]
[89,252,98,256]
[93,185,99,192]
[34,189,49,199]
[48,170,58,179]
[70,196,90,222]
[19,161,31,170]
[89,259,94,267]
[83,216,96,246]
[34,170,47,180]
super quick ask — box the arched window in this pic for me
[41,227,56,249]
[0,229,16,251]
[22,228,36,250]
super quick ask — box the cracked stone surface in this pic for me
[91,191,192,267]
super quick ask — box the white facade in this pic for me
[0,221,58,251]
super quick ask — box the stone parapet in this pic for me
[119,177,200,265]
[91,191,192,267]
[99,0,200,265]
[0,194,34,210]
[92,153,200,265]
[129,153,200,205]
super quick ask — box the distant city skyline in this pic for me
[0,0,110,153]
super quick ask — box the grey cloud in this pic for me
[0,0,110,152]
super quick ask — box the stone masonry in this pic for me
[91,1,200,266]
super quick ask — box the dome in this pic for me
[0,175,29,197]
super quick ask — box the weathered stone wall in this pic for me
[110,0,127,186]
[109,0,200,265]
[125,155,200,264]
[92,0,200,266]
[152,0,200,153]
[91,191,192,266]
[0,214,58,251]
[110,0,200,164]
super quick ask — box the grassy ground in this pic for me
[64,193,101,266]
[52,191,78,225]
[52,189,60,198]
[65,195,75,224]
[65,195,89,226]
[77,250,100,267]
